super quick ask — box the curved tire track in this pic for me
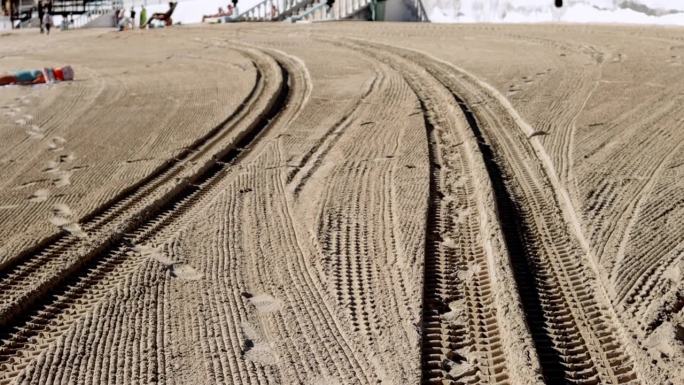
[0,48,295,384]
[0,47,277,328]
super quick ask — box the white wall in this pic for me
[422,0,684,25]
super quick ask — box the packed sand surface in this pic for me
[0,23,682,385]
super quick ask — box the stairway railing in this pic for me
[240,0,278,21]
[412,0,429,21]
[240,0,317,21]
[289,1,329,22]
[68,7,111,28]
[334,0,372,20]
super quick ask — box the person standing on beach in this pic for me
[43,11,53,35]
[140,6,147,29]
[37,0,44,33]
[130,8,136,28]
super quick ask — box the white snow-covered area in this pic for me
[424,0,684,25]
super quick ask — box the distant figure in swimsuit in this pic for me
[0,66,74,86]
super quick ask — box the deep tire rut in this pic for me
[419,52,642,385]
[420,98,511,385]
[342,39,644,385]
[331,39,536,385]
[0,53,292,385]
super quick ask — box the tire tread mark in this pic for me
[0,55,291,384]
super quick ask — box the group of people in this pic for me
[37,0,53,34]
[1,0,55,33]
[114,6,147,30]
[202,0,240,22]
[116,2,177,30]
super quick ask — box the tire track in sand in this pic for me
[0,49,293,385]
[339,40,544,385]
[0,47,271,330]
[382,45,644,385]
[346,39,652,385]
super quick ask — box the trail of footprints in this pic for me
[507,69,552,96]
[4,94,85,237]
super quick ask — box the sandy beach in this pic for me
[0,22,682,385]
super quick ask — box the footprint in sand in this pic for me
[441,237,457,249]
[443,359,477,382]
[170,263,203,280]
[2,105,19,117]
[53,170,72,187]
[49,203,87,238]
[52,203,72,217]
[62,222,87,238]
[135,244,174,264]
[26,125,45,139]
[241,322,279,365]
[135,244,202,280]
[47,137,66,152]
[28,189,50,202]
[50,219,87,237]
[441,299,467,323]
[663,261,682,283]
[16,180,44,190]
[462,262,482,282]
[50,203,73,220]
[44,160,60,173]
[243,292,283,314]
[48,214,70,226]
[59,153,75,163]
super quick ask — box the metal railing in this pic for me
[412,0,429,22]
[289,1,329,22]
[240,0,313,21]
[67,7,111,28]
